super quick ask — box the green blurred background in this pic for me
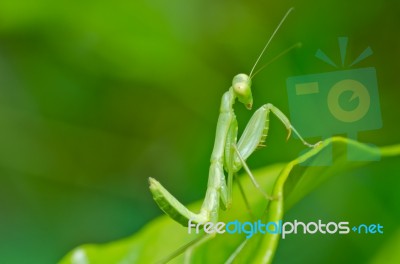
[0,0,399,263]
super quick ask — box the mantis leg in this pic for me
[225,103,317,200]
[183,233,216,264]
[233,172,256,220]
[225,239,249,264]
[233,144,272,200]
[233,103,317,166]
[222,116,262,217]
[148,177,209,226]
[155,234,207,264]
[154,233,215,264]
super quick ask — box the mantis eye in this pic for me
[233,83,247,95]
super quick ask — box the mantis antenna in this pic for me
[249,7,294,78]
[250,42,302,78]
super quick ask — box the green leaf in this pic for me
[59,137,400,264]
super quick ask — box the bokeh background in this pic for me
[0,0,399,263]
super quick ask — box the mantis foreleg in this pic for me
[223,103,318,205]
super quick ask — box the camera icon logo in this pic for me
[327,78,370,123]
[287,37,382,165]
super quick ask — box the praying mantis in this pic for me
[149,7,318,263]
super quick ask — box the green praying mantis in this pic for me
[149,7,319,263]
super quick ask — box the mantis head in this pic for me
[231,8,295,111]
[233,73,253,110]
